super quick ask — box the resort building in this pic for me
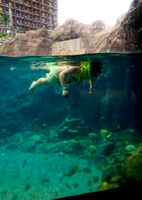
[0,0,58,32]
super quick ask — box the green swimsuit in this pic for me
[46,63,59,83]
[46,61,92,84]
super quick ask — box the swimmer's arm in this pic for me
[89,79,94,94]
[59,67,79,89]
[59,67,79,97]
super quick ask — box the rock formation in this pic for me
[51,0,142,54]
[0,29,53,56]
[0,0,141,56]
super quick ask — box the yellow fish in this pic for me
[117,124,120,129]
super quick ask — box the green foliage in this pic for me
[0,14,9,26]
[0,32,10,39]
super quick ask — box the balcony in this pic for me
[23,9,33,15]
[40,2,47,6]
[48,10,53,15]
[33,6,39,10]
[16,15,24,19]
[41,8,47,12]
[33,12,40,16]
[15,1,23,6]
[33,17,40,22]
[32,0,39,3]
[24,3,32,8]
[41,21,48,25]
[41,14,47,19]
[25,17,33,21]
[0,2,4,6]
[48,0,54,3]
[47,4,54,9]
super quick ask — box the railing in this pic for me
[24,3,32,8]
[16,15,24,19]
[40,2,47,6]
[33,6,39,10]
[15,1,23,5]
[32,0,39,3]
[41,8,47,12]
[0,3,4,6]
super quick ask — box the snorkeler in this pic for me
[29,61,102,98]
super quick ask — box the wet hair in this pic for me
[90,62,102,77]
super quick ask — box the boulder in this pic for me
[98,141,115,156]
[50,18,106,42]
[0,29,53,56]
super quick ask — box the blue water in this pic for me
[0,53,142,199]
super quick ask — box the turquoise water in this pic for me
[0,53,142,199]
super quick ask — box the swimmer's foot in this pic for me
[29,81,36,93]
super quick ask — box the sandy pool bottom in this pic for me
[0,147,102,200]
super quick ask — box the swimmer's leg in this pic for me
[29,78,48,93]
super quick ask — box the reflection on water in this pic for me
[0,53,142,199]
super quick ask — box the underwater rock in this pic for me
[126,143,142,182]
[68,129,78,133]
[101,129,112,140]
[65,118,83,123]
[56,117,83,132]
[110,175,122,183]
[29,134,46,143]
[89,132,98,139]
[128,129,136,133]
[125,145,136,152]
[98,141,115,156]
[87,145,97,153]
[56,116,87,138]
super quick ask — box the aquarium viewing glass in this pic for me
[0,53,142,199]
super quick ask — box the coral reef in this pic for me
[126,143,142,182]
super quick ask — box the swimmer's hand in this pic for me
[89,86,94,94]
[29,81,36,93]
[62,90,69,98]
